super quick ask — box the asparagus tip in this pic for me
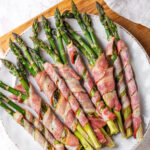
[41,15,46,21]
[12,32,18,39]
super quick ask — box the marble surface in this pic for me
[0,0,149,150]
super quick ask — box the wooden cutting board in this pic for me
[0,0,150,57]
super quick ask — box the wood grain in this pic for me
[0,0,150,57]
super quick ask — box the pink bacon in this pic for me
[117,40,143,140]
[67,43,116,121]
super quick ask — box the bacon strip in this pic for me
[117,40,143,138]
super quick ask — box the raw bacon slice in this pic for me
[67,43,116,122]
[117,40,143,138]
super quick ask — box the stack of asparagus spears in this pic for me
[0,1,143,150]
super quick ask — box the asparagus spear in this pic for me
[0,80,28,101]
[9,39,36,76]
[96,2,133,138]
[12,34,94,150]
[32,19,45,70]
[0,99,53,150]
[0,59,29,95]
[96,2,143,141]
[42,16,59,55]
[12,33,39,73]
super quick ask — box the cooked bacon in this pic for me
[117,75,126,96]
[88,116,106,144]
[97,67,115,95]
[10,83,42,119]
[44,62,89,128]
[117,40,143,138]
[44,62,69,98]
[92,53,108,83]
[125,64,134,82]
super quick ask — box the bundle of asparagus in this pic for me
[96,2,143,141]
[60,2,125,137]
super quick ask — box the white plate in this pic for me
[0,15,150,150]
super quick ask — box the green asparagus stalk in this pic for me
[56,28,68,64]
[0,80,28,101]
[12,33,39,73]
[9,39,36,76]
[0,100,52,150]
[31,19,45,70]
[17,60,28,82]
[72,1,93,47]
[0,59,29,95]
[42,16,59,55]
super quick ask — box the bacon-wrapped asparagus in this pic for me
[0,92,64,150]
[55,10,119,139]
[96,2,133,138]
[9,37,96,150]
[0,97,53,150]
[32,14,117,147]
[96,3,143,141]
[62,5,125,137]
